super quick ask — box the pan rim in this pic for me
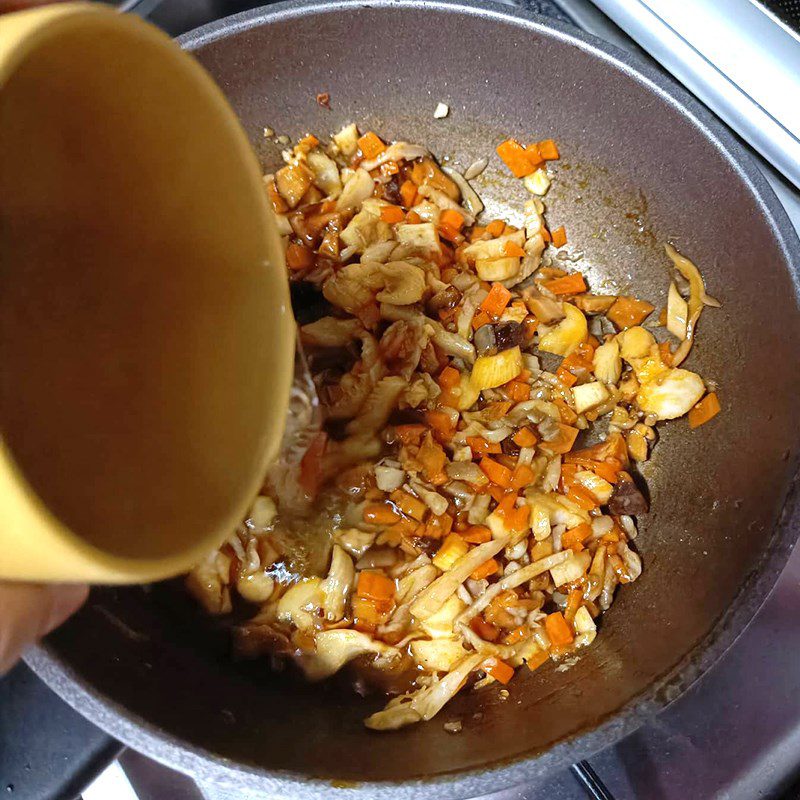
[28,0,800,796]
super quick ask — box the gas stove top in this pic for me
[2,2,799,799]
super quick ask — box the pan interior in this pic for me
[41,1,800,785]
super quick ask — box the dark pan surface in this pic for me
[28,1,800,797]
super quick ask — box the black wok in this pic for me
[28,1,800,797]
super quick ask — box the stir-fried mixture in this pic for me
[187,125,721,730]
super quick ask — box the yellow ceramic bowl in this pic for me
[0,3,294,582]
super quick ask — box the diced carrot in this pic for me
[504,625,531,645]
[380,205,405,224]
[591,460,621,484]
[358,131,386,159]
[438,223,462,243]
[566,483,598,511]
[357,570,395,602]
[467,436,502,455]
[518,367,532,381]
[394,424,426,445]
[286,242,314,271]
[561,523,592,550]
[363,503,401,526]
[659,340,674,367]
[438,365,460,390]
[496,138,538,178]
[480,457,513,489]
[483,656,515,685]
[426,409,456,436]
[389,516,417,538]
[419,433,448,483]
[294,134,319,154]
[524,319,539,343]
[559,462,579,487]
[544,273,587,295]
[470,616,500,641]
[550,226,567,248]
[525,142,544,165]
[561,343,596,372]
[564,456,619,485]
[460,525,492,544]
[299,431,327,497]
[266,179,289,214]
[399,179,418,208]
[471,558,500,581]
[488,484,506,503]
[540,423,579,455]
[440,208,465,231]
[556,368,577,388]
[405,210,422,225]
[540,226,552,244]
[503,241,527,258]
[480,282,512,317]
[352,596,388,629]
[689,392,721,429]
[606,296,655,330]
[510,464,535,491]
[426,513,454,540]
[554,398,578,425]
[513,427,538,448]
[486,219,506,237]
[433,533,470,571]
[390,489,428,521]
[527,649,550,671]
[509,504,531,532]
[471,309,492,331]
[470,225,487,241]
[483,401,513,420]
[494,492,518,519]
[537,139,560,160]
[564,588,583,623]
[658,306,668,327]
[507,381,531,403]
[545,611,574,646]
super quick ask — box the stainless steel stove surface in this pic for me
[2,2,799,799]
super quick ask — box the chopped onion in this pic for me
[518,446,535,466]
[374,465,405,492]
[336,168,374,211]
[468,493,491,524]
[408,480,449,516]
[446,461,488,485]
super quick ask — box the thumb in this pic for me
[0,582,88,674]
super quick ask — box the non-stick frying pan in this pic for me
[27,1,800,797]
